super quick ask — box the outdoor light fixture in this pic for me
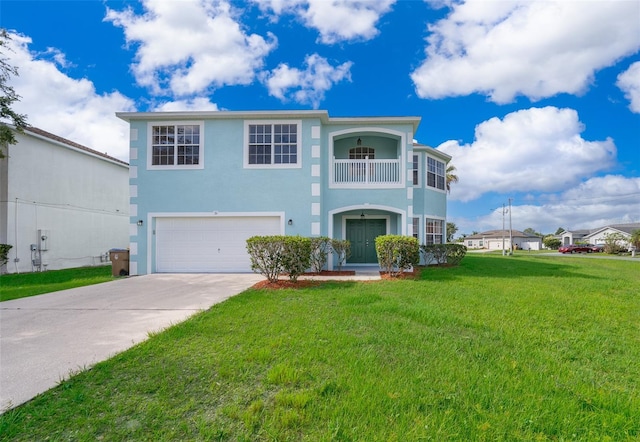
[288,219,293,225]
[357,137,362,146]
[137,220,144,226]
[360,211,365,219]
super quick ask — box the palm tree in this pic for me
[446,164,459,193]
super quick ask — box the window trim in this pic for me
[412,217,420,240]
[426,155,445,192]
[425,216,445,245]
[244,120,302,169]
[412,154,420,186]
[147,121,204,170]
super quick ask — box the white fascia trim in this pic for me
[243,120,303,169]
[146,121,205,170]
[415,145,452,163]
[118,110,329,122]
[146,211,286,274]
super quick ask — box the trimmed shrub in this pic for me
[246,236,285,283]
[330,239,351,271]
[420,243,467,266]
[0,244,12,270]
[309,236,331,273]
[375,235,419,276]
[281,236,312,282]
[602,232,628,254]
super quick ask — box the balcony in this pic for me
[332,157,401,186]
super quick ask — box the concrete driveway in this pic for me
[0,273,263,412]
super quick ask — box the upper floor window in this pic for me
[425,218,444,245]
[413,154,420,186]
[349,146,375,159]
[427,157,445,191]
[246,122,301,168]
[149,123,203,169]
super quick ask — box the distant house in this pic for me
[561,223,640,247]
[116,109,451,274]
[0,126,130,274]
[464,229,542,251]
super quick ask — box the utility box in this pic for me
[109,249,130,276]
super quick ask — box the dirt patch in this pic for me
[251,270,357,290]
[379,268,421,280]
[304,270,356,276]
[252,279,322,290]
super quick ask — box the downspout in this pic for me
[14,197,19,273]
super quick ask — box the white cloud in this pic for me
[617,61,640,113]
[264,53,352,108]
[457,175,640,235]
[252,0,395,44]
[411,0,640,103]
[5,32,135,162]
[438,107,616,202]
[105,0,277,96]
[152,97,220,112]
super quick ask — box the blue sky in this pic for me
[2,0,639,236]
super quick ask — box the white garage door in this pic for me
[156,216,281,272]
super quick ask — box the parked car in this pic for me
[558,244,602,254]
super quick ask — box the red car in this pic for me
[558,244,602,254]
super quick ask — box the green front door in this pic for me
[346,219,387,263]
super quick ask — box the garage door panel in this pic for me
[156,216,280,273]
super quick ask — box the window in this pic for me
[150,123,202,168]
[412,154,419,185]
[247,122,300,167]
[412,217,420,239]
[427,157,445,190]
[349,147,375,159]
[425,218,444,245]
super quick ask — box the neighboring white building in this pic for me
[464,229,542,251]
[0,126,129,274]
[561,223,640,248]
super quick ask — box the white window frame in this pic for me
[425,217,445,245]
[412,154,420,186]
[244,120,302,169]
[426,155,445,192]
[412,217,420,240]
[147,121,204,170]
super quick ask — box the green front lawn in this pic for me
[1,255,639,440]
[0,266,115,302]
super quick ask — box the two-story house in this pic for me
[116,110,451,275]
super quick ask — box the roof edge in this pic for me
[19,126,128,167]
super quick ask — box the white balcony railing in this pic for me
[333,157,401,185]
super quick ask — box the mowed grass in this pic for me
[1,255,639,441]
[0,266,115,302]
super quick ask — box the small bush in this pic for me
[247,236,285,283]
[421,244,467,266]
[281,236,312,282]
[330,239,351,271]
[375,235,419,276]
[543,237,561,250]
[602,232,628,254]
[0,244,12,269]
[309,237,331,273]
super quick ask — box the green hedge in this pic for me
[420,243,467,266]
[375,235,420,276]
